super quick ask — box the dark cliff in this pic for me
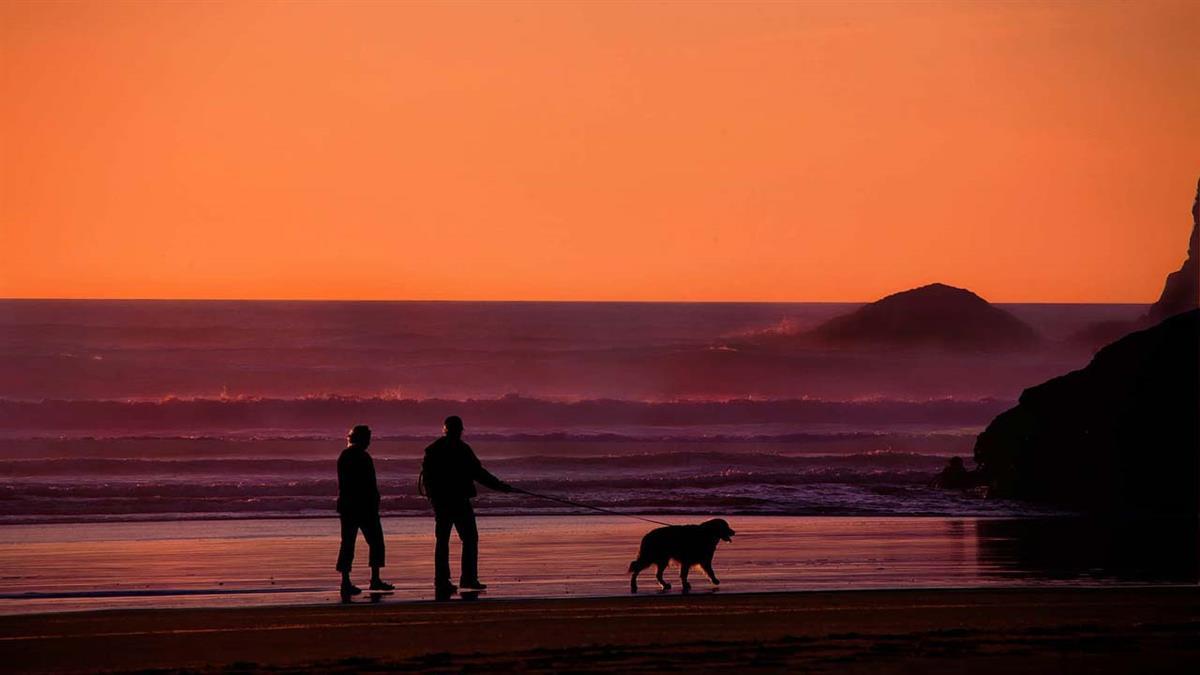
[1146,179,1199,323]
[973,310,1199,514]
[1071,179,1199,349]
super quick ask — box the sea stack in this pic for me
[1146,178,1200,323]
[809,283,1039,351]
[1070,179,1200,348]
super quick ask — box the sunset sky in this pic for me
[2,0,1197,302]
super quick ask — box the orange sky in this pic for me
[2,1,1197,302]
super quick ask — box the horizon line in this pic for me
[0,295,1154,306]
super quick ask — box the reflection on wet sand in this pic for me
[2,516,1195,616]
[977,518,1199,583]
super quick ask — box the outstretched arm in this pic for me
[467,446,513,492]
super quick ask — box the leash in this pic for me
[510,487,675,527]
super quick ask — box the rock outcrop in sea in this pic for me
[972,309,1198,514]
[808,283,1039,351]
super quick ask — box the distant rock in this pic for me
[929,456,984,490]
[1070,179,1199,348]
[973,309,1199,514]
[808,283,1039,351]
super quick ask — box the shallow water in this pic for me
[0,515,1193,615]
[1,444,1062,524]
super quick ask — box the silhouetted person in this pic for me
[336,425,392,595]
[420,416,513,595]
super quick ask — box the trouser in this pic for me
[336,513,385,573]
[433,499,479,585]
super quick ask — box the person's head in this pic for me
[443,415,464,439]
[347,424,371,448]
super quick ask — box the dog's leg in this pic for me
[629,560,645,593]
[701,561,720,586]
[655,563,671,590]
[680,564,692,592]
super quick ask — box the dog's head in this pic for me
[703,518,736,542]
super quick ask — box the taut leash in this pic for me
[510,487,674,527]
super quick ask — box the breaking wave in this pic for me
[0,395,1009,437]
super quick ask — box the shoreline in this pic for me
[3,586,1197,673]
[6,581,1199,619]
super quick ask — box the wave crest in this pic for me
[0,395,1009,436]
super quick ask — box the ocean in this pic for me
[0,299,1142,525]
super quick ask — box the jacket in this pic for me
[336,445,380,515]
[420,436,506,503]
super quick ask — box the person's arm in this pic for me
[336,451,353,512]
[337,454,348,494]
[367,455,381,512]
[466,444,513,492]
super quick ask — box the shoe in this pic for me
[435,582,458,595]
[341,582,362,596]
[459,579,488,590]
[369,579,394,591]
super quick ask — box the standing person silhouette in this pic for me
[420,416,513,596]
[335,425,393,596]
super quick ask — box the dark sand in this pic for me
[2,587,1198,673]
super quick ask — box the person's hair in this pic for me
[348,425,371,444]
[443,416,464,432]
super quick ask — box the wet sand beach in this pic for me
[5,516,1194,615]
[3,587,1198,673]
